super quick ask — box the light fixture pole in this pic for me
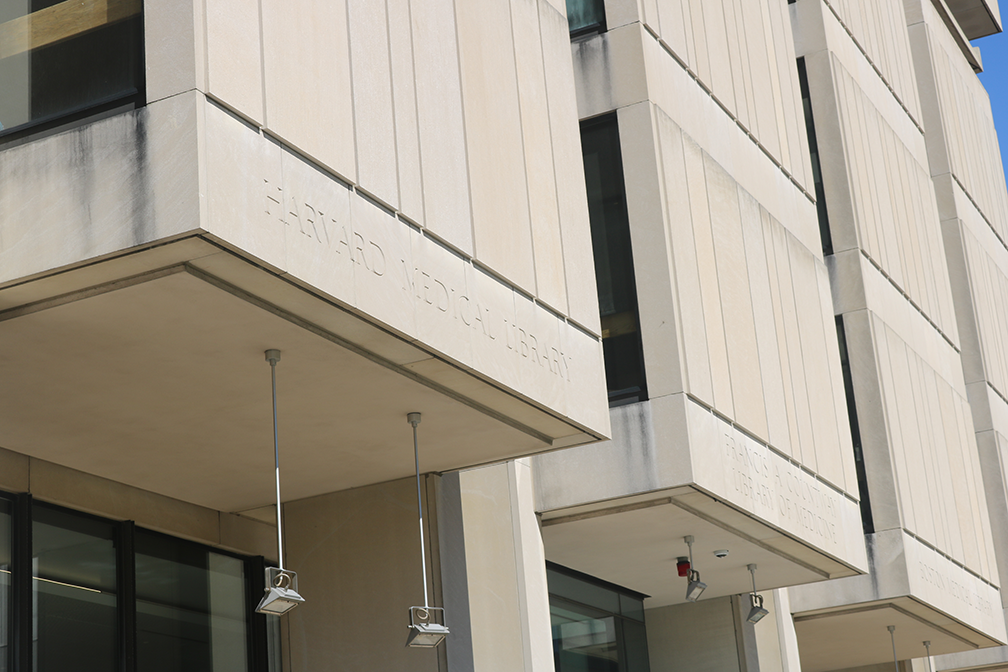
[405,413,449,648]
[888,625,898,672]
[255,349,305,616]
[746,564,769,624]
[684,536,706,602]
[924,640,932,672]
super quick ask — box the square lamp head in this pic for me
[407,606,449,648]
[256,568,305,616]
[747,593,769,624]
[686,569,706,602]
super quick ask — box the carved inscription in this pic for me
[725,432,839,545]
[919,560,994,616]
[264,179,572,383]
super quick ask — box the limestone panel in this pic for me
[410,0,473,253]
[350,196,416,340]
[204,101,285,273]
[386,0,423,224]
[740,190,790,456]
[706,156,767,440]
[410,229,472,369]
[145,0,203,103]
[682,135,734,418]
[621,103,685,400]
[347,0,398,208]
[654,108,708,404]
[512,0,567,313]
[276,147,355,307]
[0,96,200,286]
[457,464,527,672]
[205,0,264,124]
[457,0,534,293]
[542,3,600,333]
[261,0,355,182]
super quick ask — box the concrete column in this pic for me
[438,459,555,672]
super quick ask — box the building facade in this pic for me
[0,0,1006,671]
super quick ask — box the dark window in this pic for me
[547,563,650,672]
[796,57,833,256]
[33,505,118,672]
[835,316,874,534]
[136,531,249,672]
[566,0,606,35]
[582,115,648,405]
[0,0,144,138]
[0,499,9,672]
[0,493,274,672]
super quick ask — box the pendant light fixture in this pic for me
[924,640,933,672]
[684,536,706,602]
[745,564,769,624]
[405,412,449,648]
[255,349,305,616]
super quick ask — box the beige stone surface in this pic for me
[513,0,567,314]
[347,0,398,209]
[205,0,264,124]
[261,0,355,182]
[284,479,441,672]
[204,99,286,273]
[145,0,204,103]
[386,0,423,225]
[0,96,200,287]
[410,0,473,253]
[542,3,600,335]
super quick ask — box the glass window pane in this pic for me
[32,505,118,672]
[136,531,248,672]
[567,0,605,33]
[581,117,647,403]
[0,500,10,672]
[547,569,620,613]
[0,0,143,135]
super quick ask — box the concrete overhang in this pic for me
[789,529,1006,672]
[534,395,869,606]
[0,94,610,513]
[0,240,600,512]
[945,0,1002,38]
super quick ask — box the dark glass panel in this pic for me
[567,0,605,34]
[581,116,648,404]
[32,505,118,672]
[0,500,9,672]
[0,0,143,136]
[135,531,248,672]
[548,565,651,672]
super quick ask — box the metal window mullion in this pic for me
[117,521,136,672]
[11,494,31,672]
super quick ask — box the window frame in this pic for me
[0,492,275,672]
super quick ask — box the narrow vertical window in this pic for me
[582,115,648,405]
[32,504,119,672]
[796,57,833,257]
[835,316,874,534]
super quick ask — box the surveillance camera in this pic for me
[713,549,729,558]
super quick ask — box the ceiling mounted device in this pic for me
[745,564,769,624]
[255,349,305,616]
[405,413,449,648]
[684,535,706,602]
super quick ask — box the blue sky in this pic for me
[975,28,1008,172]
